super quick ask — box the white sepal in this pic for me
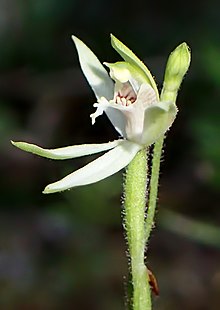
[43,140,141,193]
[11,140,123,160]
[72,35,114,101]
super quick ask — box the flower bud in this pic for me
[161,42,191,102]
[165,43,190,78]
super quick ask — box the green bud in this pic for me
[165,43,190,80]
[161,42,191,103]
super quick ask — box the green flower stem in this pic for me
[146,42,191,242]
[145,87,179,242]
[145,136,164,242]
[124,148,151,310]
[144,82,174,241]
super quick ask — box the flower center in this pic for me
[115,94,135,106]
[115,82,137,106]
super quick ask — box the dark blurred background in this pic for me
[0,0,220,309]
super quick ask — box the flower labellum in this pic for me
[12,35,187,194]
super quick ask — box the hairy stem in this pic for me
[124,148,151,310]
[145,87,175,243]
[145,137,164,241]
[145,47,188,242]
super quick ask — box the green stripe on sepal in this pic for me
[110,34,159,98]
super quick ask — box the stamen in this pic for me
[115,94,135,106]
[114,82,137,106]
[116,96,121,105]
[121,97,127,106]
[120,82,137,101]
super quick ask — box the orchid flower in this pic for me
[12,35,177,194]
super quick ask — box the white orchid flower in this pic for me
[12,35,177,194]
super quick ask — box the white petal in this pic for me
[11,140,123,160]
[104,107,127,137]
[43,140,141,193]
[141,102,178,145]
[91,98,127,137]
[135,84,157,107]
[72,35,114,100]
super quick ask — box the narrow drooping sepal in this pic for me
[43,140,141,193]
[11,140,123,160]
[72,35,114,101]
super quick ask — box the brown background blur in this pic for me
[1,0,220,309]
